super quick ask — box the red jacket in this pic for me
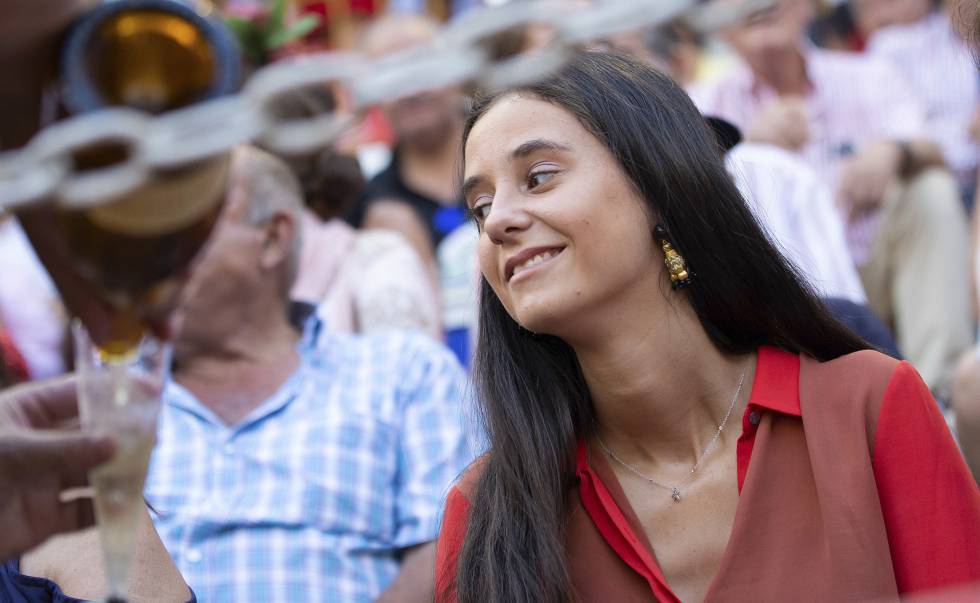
[437,348,980,602]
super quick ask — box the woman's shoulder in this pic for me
[436,456,490,601]
[449,455,489,503]
[803,348,902,388]
[799,349,928,446]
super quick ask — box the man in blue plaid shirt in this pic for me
[145,147,476,603]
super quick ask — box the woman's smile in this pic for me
[506,246,566,284]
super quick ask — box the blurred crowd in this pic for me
[1,0,980,601]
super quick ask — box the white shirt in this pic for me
[693,46,928,265]
[867,11,979,184]
[726,143,867,304]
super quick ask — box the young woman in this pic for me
[435,51,980,602]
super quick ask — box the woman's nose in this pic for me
[483,196,532,244]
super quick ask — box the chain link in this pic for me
[0,0,771,212]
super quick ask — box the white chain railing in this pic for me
[0,0,770,212]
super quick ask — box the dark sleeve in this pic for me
[872,361,980,594]
[0,557,85,602]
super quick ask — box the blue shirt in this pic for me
[145,331,475,602]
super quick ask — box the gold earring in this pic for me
[654,224,692,290]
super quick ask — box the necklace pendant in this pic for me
[671,487,681,502]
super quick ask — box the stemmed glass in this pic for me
[72,321,171,602]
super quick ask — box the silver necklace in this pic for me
[594,368,746,503]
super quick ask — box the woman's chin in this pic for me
[512,309,568,339]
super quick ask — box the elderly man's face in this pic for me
[719,0,814,65]
[172,186,266,352]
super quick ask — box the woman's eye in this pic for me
[472,203,492,222]
[527,170,557,190]
[469,193,493,224]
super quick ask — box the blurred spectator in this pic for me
[284,147,442,337]
[0,215,67,379]
[146,146,473,603]
[725,142,868,304]
[865,0,979,196]
[437,222,479,367]
[607,19,896,355]
[695,0,971,392]
[946,0,980,482]
[349,13,468,278]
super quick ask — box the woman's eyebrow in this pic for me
[461,175,485,203]
[461,139,571,203]
[511,139,572,159]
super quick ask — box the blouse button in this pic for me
[748,411,761,426]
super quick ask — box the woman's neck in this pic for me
[574,300,756,468]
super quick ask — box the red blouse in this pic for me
[436,348,980,601]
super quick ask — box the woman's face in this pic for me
[463,94,662,339]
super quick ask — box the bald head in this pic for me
[228,146,304,296]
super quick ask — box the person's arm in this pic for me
[352,231,443,338]
[386,339,475,601]
[838,57,942,217]
[375,542,436,603]
[362,199,439,284]
[838,139,946,221]
[872,361,980,593]
[894,139,946,177]
[21,504,192,602]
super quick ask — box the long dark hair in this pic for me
[451,51,867,603]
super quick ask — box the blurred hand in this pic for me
[745,96,810,151]
[838,141,902,222]
[0,0,87,151]
[0,377,115,560]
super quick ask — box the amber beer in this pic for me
[58,155,229,354]
[56,0,240,354]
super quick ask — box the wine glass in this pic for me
[73,321,171,603]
